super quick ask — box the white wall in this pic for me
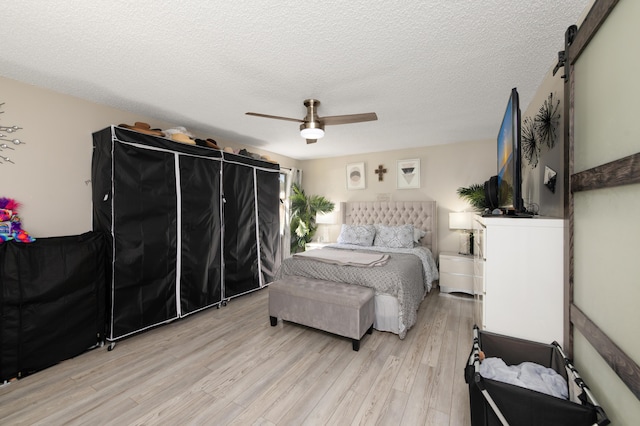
[0,76,300,238]
[300,139,495,254]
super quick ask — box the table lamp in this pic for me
[449,212,474,255]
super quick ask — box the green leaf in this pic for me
[289,183,335,252]
[456,184,488,211]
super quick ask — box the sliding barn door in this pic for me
[566,0,640,422]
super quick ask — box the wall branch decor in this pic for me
[0,103,25,165]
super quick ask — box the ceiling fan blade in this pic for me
[321,112,378,126]
[306,139,317,144]
[245,112,303,123]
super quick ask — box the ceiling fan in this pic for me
[246,99,378,144]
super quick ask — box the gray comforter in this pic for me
[274,245,438,339]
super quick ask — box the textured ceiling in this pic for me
[2,1,590,160]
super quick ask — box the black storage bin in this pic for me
[465,326,609,426]
[0,232,106,381]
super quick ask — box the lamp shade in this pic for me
[316,211,336,224]
[449,212,473,230]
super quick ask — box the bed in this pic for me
[275,201,438,339]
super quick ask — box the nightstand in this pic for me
[439,251,476,295]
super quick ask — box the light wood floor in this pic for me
[0,287,475,425]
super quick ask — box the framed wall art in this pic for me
[397,159,420,189]
[544,165,557,193]
[346,162,366,190]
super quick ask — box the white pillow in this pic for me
[413,228,426,243]
[373,224,415,249]
[337,224,376,246]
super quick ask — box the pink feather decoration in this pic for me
[0,197,21,211]
[0,197,35,243]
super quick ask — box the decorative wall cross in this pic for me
[374,164,387,181]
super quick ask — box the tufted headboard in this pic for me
[342,201,438,257]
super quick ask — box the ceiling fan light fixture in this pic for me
[247,99,377,143]
[300,123,325,140]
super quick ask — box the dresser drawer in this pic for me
[439,252,475,295]
[440,256,474,276]
[440,271,474,294]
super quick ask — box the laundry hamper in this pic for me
[464,326,609,426]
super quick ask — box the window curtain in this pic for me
[280,167,302,260]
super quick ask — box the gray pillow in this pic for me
[337,224,376,246]
[373,224,415,248]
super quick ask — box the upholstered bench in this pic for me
[268,276,375,351]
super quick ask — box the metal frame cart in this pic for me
[465,326,609,426]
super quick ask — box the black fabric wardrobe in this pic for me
[91,126,280,345]
[0,232,106,381]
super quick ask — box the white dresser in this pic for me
[473,215,564,346]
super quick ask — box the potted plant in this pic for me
[290,183,334,253]
[456,183,488,211]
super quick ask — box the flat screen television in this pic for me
[496,88,524,214]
